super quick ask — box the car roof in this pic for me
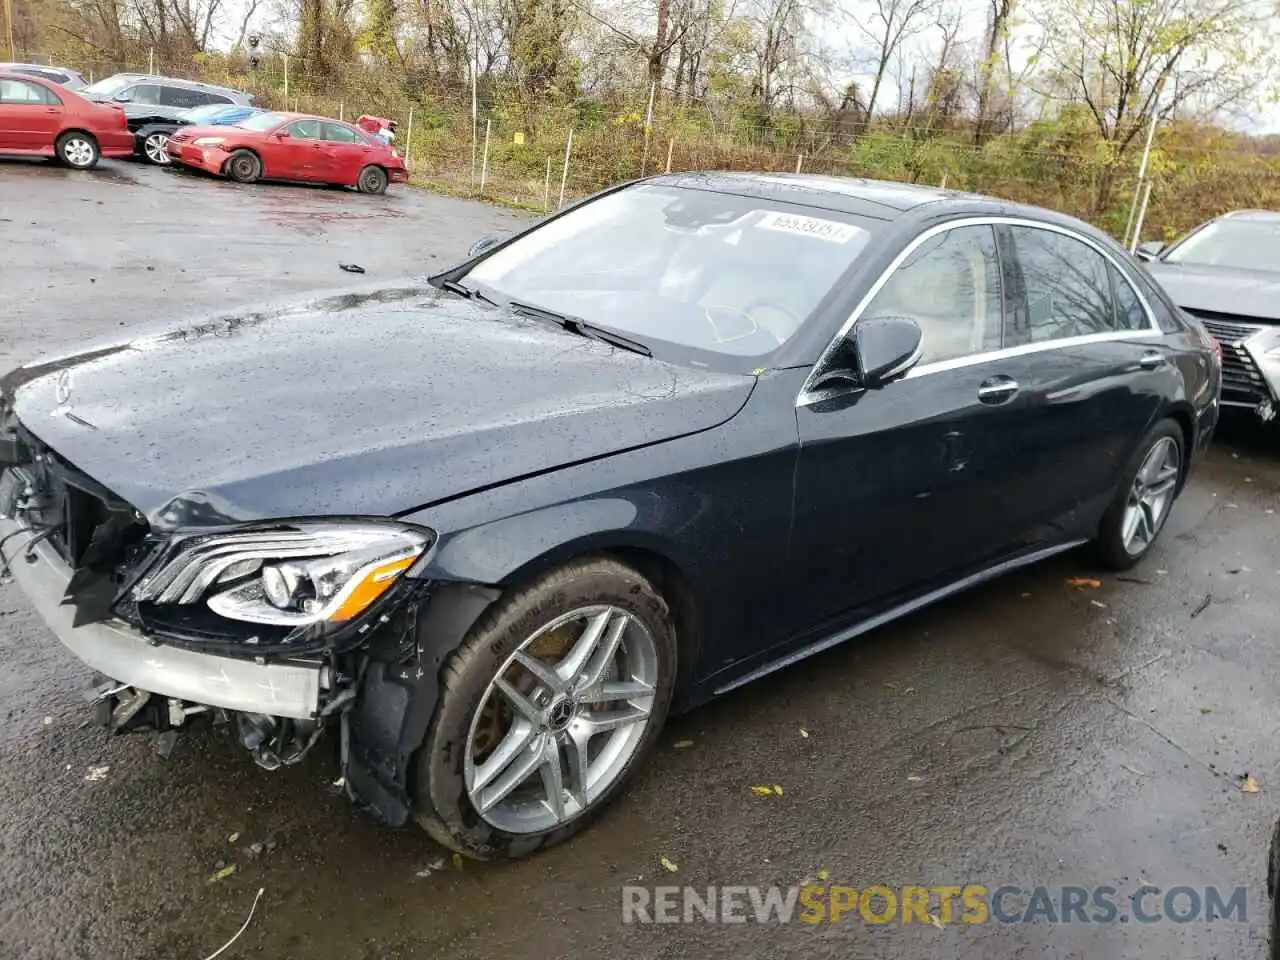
[0,62,82,76]
[1220,209,1280,222]
[647,171,1103,236]
[98,72,248,97]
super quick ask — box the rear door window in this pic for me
[125,83,163,105]
[288,119,324,139]
[322,122,364,143]
[1005,226,1117,344]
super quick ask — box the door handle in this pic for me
[977,375,1019,404]
[1138,350,1165,370]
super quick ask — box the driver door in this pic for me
[271,118,325,180]
[788,223,1028,630]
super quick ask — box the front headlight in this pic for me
[193,136,225,147]
[132,521,432,631]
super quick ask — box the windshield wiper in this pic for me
[440,278,502,308]
[507,301,652,357]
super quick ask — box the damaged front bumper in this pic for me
[0,512,326,720]
[1193,316,1280,420]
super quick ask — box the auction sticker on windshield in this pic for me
[755,211,863,244]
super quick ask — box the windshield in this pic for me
[462,183,876,363]
[81,74,134,98]
[236,111,288,131]
[1163,218,1280,272]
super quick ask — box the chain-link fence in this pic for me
[21,49,1280,241]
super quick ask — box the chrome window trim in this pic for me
[796,215,1163,408]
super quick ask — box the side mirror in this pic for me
[854,316,923,388]
[467,232,512,258]
[1135,240,1165,261]
[273,130,290,139]
[112,92,131,102]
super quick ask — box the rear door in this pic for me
[320,121,375,183]
[987,223,1169,546]
[789,222,1030,635]
[0,78,63,150]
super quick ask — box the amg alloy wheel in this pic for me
[1095,418,1184,569]
[143,132,172,165]
[415,558,676,860]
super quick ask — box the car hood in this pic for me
[3,284,755,530]
[1144,261,1280,322]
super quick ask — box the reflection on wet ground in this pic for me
[0,160,1278,959]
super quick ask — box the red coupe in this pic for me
[166,110,408,194]
[0,71,133,169]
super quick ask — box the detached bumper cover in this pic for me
[0,514,323,719]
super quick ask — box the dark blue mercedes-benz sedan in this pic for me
[0,173,1221,861]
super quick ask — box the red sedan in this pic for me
[166,110,408,194]
[0,71,132,169]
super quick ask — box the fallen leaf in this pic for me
[660,855,679,873]
[883,680,900,690]
[1090,599,1107,608]
[228,832,240,844]
[773,784,784,796]
[452,853,464,870]
[799,728,810,739]
[673,740,694,749]
[1200,708,1212,715]
[416,857,446,878]
[1066,577,1101,588]
[903,687,916,695]
[927,912,944,930]
[750,785,776,796]
[1242,776,1262,794]
[817,867,829,881]
[1155,569,1168,575]
[209,865,237,883]
[84,765,110,782]
[331,775,345,789]
[907,775,925,783]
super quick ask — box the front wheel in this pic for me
[224,149,261,184]
[141,130,172,165]
[55,131,99,170]
[415,557,676,860]
[1094,418,1184,569]
[357,165,388,195]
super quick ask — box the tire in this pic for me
[414,557,677,861]
[141,130,172,165]
[224,149,261,184]
[55,131,99,170]
[356,164,388,195]
[1093,418,1184,569]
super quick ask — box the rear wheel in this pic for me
[1094,419,1184,569]
[225,149,261,184]
[414,557,676,860]
[141,131,172,165]
[357,165,388,195]
[55,131,99,170]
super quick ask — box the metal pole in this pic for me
[149,48,154,74]
[795,154,803,174]
[479,118,491,193]
[1130,180,1154,254]
[471,43,479,185]
[1124,98,1162,248]
[558,128,574,208]
[665,138,674,174]
[283,56,289,103]
[543,157,552,210]
[639,81,656,176]
[339,103,344,121]
[4,0,15,61]
[404,106,414,171]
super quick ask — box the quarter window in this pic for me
[1109,264,1149,331]
[1008,226,1115,343]
[861,224,1003,364]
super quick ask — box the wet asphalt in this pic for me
[1,157,1278,960]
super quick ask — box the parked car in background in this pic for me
[1138,209,1280,422]
[79,72,252,165]
[0,174,1219,860]
[0,63,87,89]
[0,71,132,169]
[166,110,407,193]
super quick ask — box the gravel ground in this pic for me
[1,157,1278,960]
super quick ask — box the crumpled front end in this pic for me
[0,413,443,821]
[1184,311,1280,420]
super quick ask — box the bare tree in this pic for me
[852,0,939,126]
